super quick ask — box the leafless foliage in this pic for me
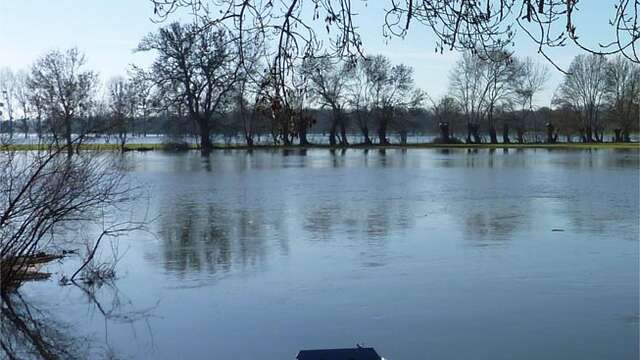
[107,77,138,151]
[137,22,241,153]
[514,57,550,141]
[304,55,352,145]
[385,1,639,68]
[150,0,638,79]
[553,54,610,142]
[605,55,640,141]
[27,48,98,156]
[449,50,542,143]
[0,144,135,293]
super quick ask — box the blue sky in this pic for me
[0,1,621,106]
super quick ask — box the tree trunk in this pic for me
[489,126,498,144]
[516,127,524,144]
[64,116,73,157]
[37,117,42,139]
[378,115,390,145]
[546,122,557,143]
[614,128,623,143]
[339,119,348,146]
[329,120,338,146]
[298,114,309,145]
[579,128,587,143]
[377,127,388,145]
[468,123,481,144]
[282,133,292,146]
[585,125,593,142]
[199,118,212,155]
[362,125,372,145]
[119,133,127,152]
[399,131,408,145]
[299,129,309,145]
[594,126,603,143]
[502,124,510,144]
[439,122,450,143]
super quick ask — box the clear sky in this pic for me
[0,0,622,107]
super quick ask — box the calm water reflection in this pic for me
[19,149,640,359]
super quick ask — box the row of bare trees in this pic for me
[1,11,638,149]
[446,51,551,144]
[1,49,638,151]
[443,52,639,144]
[137,0,638,146]
[1,20,427,153]
[553,54,640,143]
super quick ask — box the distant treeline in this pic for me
[1,23,638,153]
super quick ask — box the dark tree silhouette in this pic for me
[606,55,640,142]
[553,54,609,142]
[514,57,550,143]
[137,22,240,154]
[27,49,97,157]
[304,55,351,146]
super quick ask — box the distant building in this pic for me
[296,347,382,360]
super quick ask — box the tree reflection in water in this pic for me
[0,282,157,360]
[1,292,86,359]
[158,200,275,276]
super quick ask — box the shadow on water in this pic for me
[1,293,87,360]
[1,282,156,360]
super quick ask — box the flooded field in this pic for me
[14,148,640,360]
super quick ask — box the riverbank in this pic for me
[2,141,639,152]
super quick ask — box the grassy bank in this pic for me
[2,141,639,152]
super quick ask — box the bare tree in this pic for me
[481,51,520,144]
[254,67,295,145]
[231,43,264,147]
[289,62,315,145]
[128,68,158,138]
[107,77,136,151]
[606,55,640,142]
[234,74,257,146]
[449,52,488,143]
[0,68,16,138]
[26,82,46,140]
[431,95,461,143]
[363,56,422,145]
[27,48,98,156]
[449,51,522,143]
[13,71,32,139]
[137,22,239,154]
[552,103,581,142]
[0,146,134,293]
[304,55,351,146]
[514,57,550,143]
[554,54,609,142]
[346,60,374,144]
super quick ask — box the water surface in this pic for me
[21,148,640,359]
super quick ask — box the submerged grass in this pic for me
[2,141,639,152]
